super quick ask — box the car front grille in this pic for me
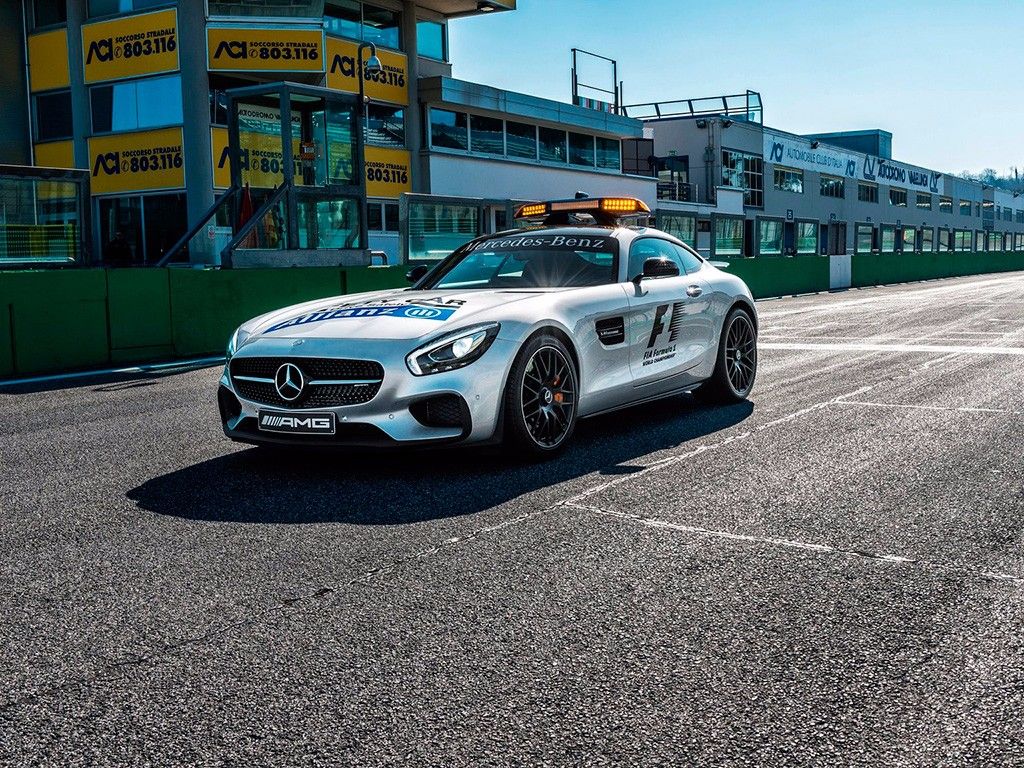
[230,356,384,409]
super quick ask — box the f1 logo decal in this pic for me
[646,302,685,349]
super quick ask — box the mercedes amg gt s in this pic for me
[218,197,758,457]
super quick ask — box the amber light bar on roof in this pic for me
[514,197,650,220]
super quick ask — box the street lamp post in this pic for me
[357,42,382,252]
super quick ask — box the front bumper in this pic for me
[218,336,518,448]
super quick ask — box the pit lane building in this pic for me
[627,93,1024,260]
[3,0,649,267]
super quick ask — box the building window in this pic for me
[889,188,907,207]
[938,228,951,251]
[858,182,878,203]
[959,200,972,216]
[939,196,953,213]
[417,20,446,60]
[1017,210,1024,224]
[721,149,762,207]
[796,221,817,254]
[98,193,187,265]
[855,223,875,253]
[1003,207,1013,222]
[33,91,73,142]
[91,75,182,133]
[757,219,782,256]
[538,127,566,163]
[1016,233,1024,250]
[975,230,985,251]
[820,175,845,199]
[954,229,971,251]
[975,202,981,217]
[902,226,917,252]
[505,121,536,160]
[880,224,896,252]
[658,213,696,245]
[982,201,994,221]
[89,0,174,17]
[921,227,934,251]
[34,0,67,26]
[366,104,404,147]
[429,108,467,150]
[367,201,400,233]
[773,167,803,193]
[714,217,743,256]
[325,1,401,50]
[469,114,504,155]
[568,132,595,167]
[621,139,654,176]
[916,193,932,210]
[596,137,620,170]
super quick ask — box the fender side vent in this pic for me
[596,317,625,345]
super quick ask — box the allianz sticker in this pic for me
[264,298,462,334]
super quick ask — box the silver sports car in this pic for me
[218,196,758,457]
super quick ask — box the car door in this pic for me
[625,237,714,390]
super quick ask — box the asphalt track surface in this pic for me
[3,272,1024,766]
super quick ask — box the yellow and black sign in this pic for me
[210,126,305,190]
[207,27,325,73]
[28,29,70,92]
[326,37,409,106]
[364,147,412,198]
[82,9,179,84]
[88,127,185,195]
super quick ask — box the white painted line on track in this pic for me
[567,502,1024,585]
[834,400,1018,415]
[760,341,1024,356]
[0,357,225,388]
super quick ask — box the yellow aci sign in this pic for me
[326,37,409,106]
[82,9,179,84]
[27,29,70,92]
[207,27,325,73]
[364,147,412,198]
[210,127,305,190]
[88,127,185,195]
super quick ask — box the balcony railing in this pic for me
[657,181,697,203]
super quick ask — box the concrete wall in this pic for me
[427,153,656,205]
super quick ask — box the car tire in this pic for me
[695,306,757,404]
[503,333,579,459]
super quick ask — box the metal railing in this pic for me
[621,90,763,123]
[656,181,698,203]
[156,185,239,267]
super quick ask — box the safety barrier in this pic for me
[0,266,408,378]
[1,253,1023,379]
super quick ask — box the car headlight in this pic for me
[226,327,249,360]
[406,323,500,376]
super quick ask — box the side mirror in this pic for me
[406,264,429,284]
[633,257,680,284]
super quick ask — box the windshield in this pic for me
[422,233,618,290]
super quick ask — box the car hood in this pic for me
[243,288,559,342]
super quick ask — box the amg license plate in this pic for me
[258,411,336,435]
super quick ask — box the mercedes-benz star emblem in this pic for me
[274,363,305,402]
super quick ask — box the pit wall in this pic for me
[1,253,1022,379]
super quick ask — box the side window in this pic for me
[672,243,704,274]
[627,238,684,279]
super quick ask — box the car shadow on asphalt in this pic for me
[128,395,753,525]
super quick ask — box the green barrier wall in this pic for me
[852,251,1024,287]
[0,270,109,375]
[169,267,346,357]
[724,255,831,299]
[1,256,1022,379]
[0,302,12,377]
[107,269,173,364]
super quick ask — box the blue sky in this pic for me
[449,0,1023,176]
